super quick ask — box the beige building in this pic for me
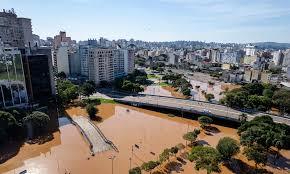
[88,49,114,84]
[0,9,32,48]
[243,55,258,65]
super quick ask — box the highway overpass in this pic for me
[113,94,290,126]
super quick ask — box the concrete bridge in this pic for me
[113,94,290,126]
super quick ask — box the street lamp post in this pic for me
[108,155,116,174]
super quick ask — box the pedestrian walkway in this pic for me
[72,116,112,154]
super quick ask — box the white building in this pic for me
[211,49,221,63]
[272,50,284,66]
[283,49,290,67]
[244,44,257,56]
[287,67,290,81]
[221,50,240,64]
[88,49,114,84]
[53,46,70,75]
[168,53,178,65]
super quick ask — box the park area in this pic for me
[1,103,290,174]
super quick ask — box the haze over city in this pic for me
[2,0,290,43]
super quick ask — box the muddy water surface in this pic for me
[1,104,289,174]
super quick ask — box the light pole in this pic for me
[108,155,116,174]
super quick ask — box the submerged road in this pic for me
[114,95,290,126]
[72,116,112,154]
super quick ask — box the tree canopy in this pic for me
[216,137,240,160]
[129,167,141,174]
[57,80,79,105]
[188,146,221,174]
[183,129,200,145]
[198,116,213,129]
[243,144,268,168]
[80,81,96,97]
[0,111,18,143]
[86,104,98,120]
[220,82,280,112]
[238,115,290,150]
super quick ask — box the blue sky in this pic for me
[2,0,290,43]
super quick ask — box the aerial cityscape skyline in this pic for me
[2,0,290,43]
[1,2,290,174]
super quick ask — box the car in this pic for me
[202,109,211,113]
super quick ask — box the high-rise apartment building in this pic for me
[0,9,33,48]
[69,51,81,75]
[244,44,257,56]
[53,45,70,75]
[79,45,91,77]
[0,43,28,108]
[272,50,284,66]
[283,49,290,67]
[88,49,114,84]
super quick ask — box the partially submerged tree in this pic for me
[141,161,159,172]
[86,104,98,120]
[188,146,221,174]
[216,137,240,161]
[183,129,200,145]
[23,111,50,138]
[129,167,141,174]
[159,148,171,163]
[198,116,213,129]
[243,144,268,168]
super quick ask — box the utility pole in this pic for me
[108,155,116,174]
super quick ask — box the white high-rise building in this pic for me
[79,45,91,77]
[211,49,221,63]
[283,49,290,67]
[244,44,257,56]
[88,49,114,84]
[53,46,70,75]
[272,50,284,66]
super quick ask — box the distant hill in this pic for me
[254,42,290,50]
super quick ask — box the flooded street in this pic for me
[1,104,289,174]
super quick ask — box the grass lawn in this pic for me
[86,97,117,104]
[158,82,169,87]
[98,98,117,104]
[147,74,158,79]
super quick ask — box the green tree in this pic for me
[262,89,274,98]
[23,111,50,137]
[86,104,98,120]
[141,161,159,172]
[57,80,79,105]
[272,89,290,114]
[198,116,213,129]
[80,81,96,98]
[216,137,240,161]
[56,71,67,79]
[159,148,171,163]
[0,111,17,143]
[188,146,221,174]
[129,167,141,174]
[181,87,191,96]
[243,144,268,168]
[170,146,179,156]
[205,93,215,102]
[183,129,200,145]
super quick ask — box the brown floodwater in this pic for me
[1,104,289,174]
